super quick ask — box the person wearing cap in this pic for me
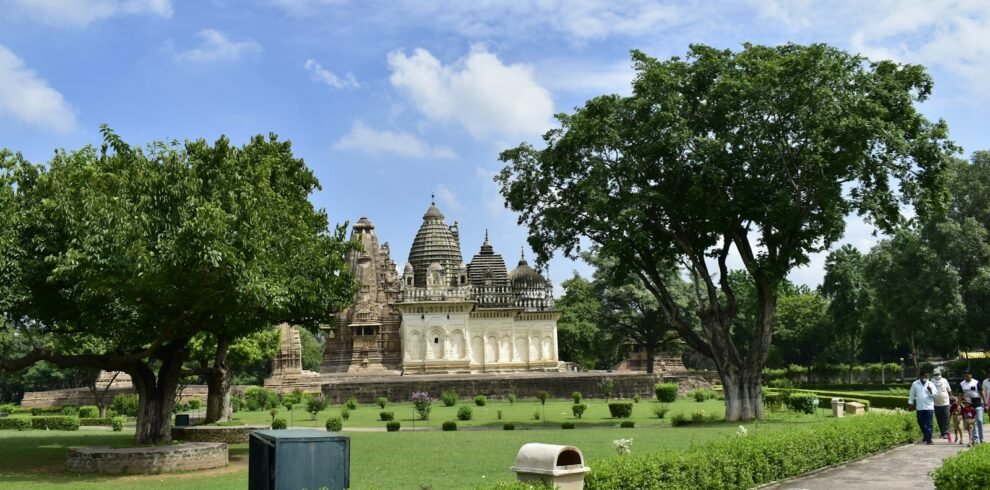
[931,368,952,441]
[960,369,984,444]
[908,370,936,444]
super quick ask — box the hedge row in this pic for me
[79,417,113,426]
[765,390,873,412]
[0,418,31,430]
[932,442,990,488]
[785,389,903,410]
[30,416,80,431]
[583,413,915,490]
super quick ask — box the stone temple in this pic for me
[266,200,560,386]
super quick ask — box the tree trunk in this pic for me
[720,368,763,422]
[644,345,656,374]
[204,335,232,424]
[128,340,189,445]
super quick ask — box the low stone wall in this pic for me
[320,372,672,403]
[66,442,228,474]
[21,385,248,408]
[171,425,269,444]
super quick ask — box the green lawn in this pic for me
[0,399,829,489]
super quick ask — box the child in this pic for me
[950,396,962,444]
[961,398,977,447]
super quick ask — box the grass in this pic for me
[0,398,829,489]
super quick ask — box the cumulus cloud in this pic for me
[433,184,462,213]
[304,59,358,89]
[387,46,554,141]
[0,44,76,133]
[173,30,262,63]
[333,121,456,159]
[9,0,172,26]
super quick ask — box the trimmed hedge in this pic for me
[572,403,587,419]
[585,413,915,489]
[784,393,818,414]
[0,403,17,414]
[608,402,633,418]
[785,389,896,409]
[31,416,80,431]
[0,417,31,430]
[386,421,400,432]
[457,405,473,421]
[442,421,457,431]
[932,441,990,488]
[271,418,287,429]
[562,422,575,429]
[111,416,124,431]
[78,406,99,418]
[655,383,678,403]
[620,421,635,428]
[379,411,394,422]
[326,417,343,432]
[79,417,113,426]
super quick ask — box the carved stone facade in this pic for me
[264,323,321,390]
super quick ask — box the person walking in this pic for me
[931,368,952,441]
[950,396,963,445]
[960,369,984,444]
[961,398,977,446]
[908,370,936,444]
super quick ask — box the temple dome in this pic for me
[467,230,509,287]
[407,200,463,288]
[507,253,549,288]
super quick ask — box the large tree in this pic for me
[186,329,280,423]
[555,272,614,369]
[820,245,871,382]
[0,128,356,442]
[497,43,954,420]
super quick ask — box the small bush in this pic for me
[633,395,640,403]
[608,402,633,418]
[620,421,635,428]
[245,387,280,411]
[497,410,503,420]
[562,422,575,429]
[457,405,473,421]
[442,421,457,431]
[283,400,294,412]
[653,406,670,419]
[474,395,487,407]
[441,390,459,407]
[345,397,358,410]
[0,403,15,414]
[655,383,679,403]
[188,398,201,410]
[340,407,350,420]
[572,391,583,404]
[507,393,516,405]
[533,410,541,421]
[0,418,31,431]
[536,391,550,405]
[79,417,113,426]
[386,421,400,432]
[78,406,99,418]
[503,423,515,430]
[572,403,588,419]
[763,392,784,412]
[111,416,125,432]
[269,408,280,421]
[689,388,717,402]
[60,404,77,416]
[306,395,328,419]
[932,439,990,488]
[380,411,394,422]
[670,412,689,426]
[283,388,303,404]
[271,417,287,429]
[231,395,245,413]
[785,392,818,414]
[31,416,80,431]
[376,397,388,409]
[326,417,343,432]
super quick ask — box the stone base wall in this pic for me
[320,372,676,404]
[171,425,269,444]
[21,385,246,408]
[66,442,227,474]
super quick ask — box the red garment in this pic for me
[961,405,976,420]
[950,402,962,415]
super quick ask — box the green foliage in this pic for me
[474,395,487,407]
[601,380,614,400]
[29,407,60,416]
[30,416,79,431]
[379,411,394,422]
[340,408,350,420]
[784,393,818,414]
[670,411,720,427]
[60,405,77,416]
[572,403,588,419]
[556,273,616,370]
[269,408,279,421]
[306,395,328,419]
[497,410,503,420]
[562,422,575,429]
[586,414,917,489]
[282,388,303,405]
[507,393,516,405]
[78,406,98,418]
[653,406,670,419]
[296,327,324,373]
[532,411,540,421]
[0,418,31,431]
[931,439,990,488]
[345,397,358,410]
[762,393,784,413]
[110,395,138,417]
[110,416,124,431]
[271,417,287,430]
[633,395,640,403]
[536,391,550,405]
[325,417,342,432]
[620,421,635,428]
[572,391,583,404]
[485,482,556,490]
[187,398,201,410]
[441,390,458,407]
[442,421,457,431]
[688,389,717,402]
[282,399,294,412]
[0,404,14,414]
[376,397,388,409]
[608,402,633,418]
[503,423,515,430]
[79,418,112,426]
[655,384,679,403]
[245,387,280,412]
[386,421,400,432]
[457,405,473,421]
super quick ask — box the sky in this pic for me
[2,0,988,292]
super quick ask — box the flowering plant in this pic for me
[612,438,633,455]
[411,391,432,420]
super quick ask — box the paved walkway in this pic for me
[767,428,985,490]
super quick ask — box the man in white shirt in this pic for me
[961,369,984,444]
[908,370,936,444]
[931,368,952,441]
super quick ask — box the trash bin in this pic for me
[174,413,190,427]
[831,398,845,418]
[845,401,866,415]
[249,429,349,490]
[511,443,590,490]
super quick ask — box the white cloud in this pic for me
[475,167,507,220]
[333,121,456,159]
[303,59,358,89]
[10,0,172,26]
[433,184,462,213]
[264,0,347,16]
[0,45,76,133]
[387,45,554,141]
[173,30,262,63]
[536,58,634,95]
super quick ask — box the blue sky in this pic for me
[2,0,988,291]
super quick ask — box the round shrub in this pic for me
[61,405,78,416]
[497,410,503,420]
[572,391,583,404]
[345,397,358,410]
[608,402,633,418]
[188,398,202,410]
[245,387,279,411]
[536,391,550,405]
[380,411,394,422]
[474,395,487,407]
[503,423,515,430]
[507,393,516,405]
[111,416,125,432]
[633,395,641,403]
[376,397,388,409]
[0,403,15,414]
[655,383,679,403]
[306,395,328,419]
[562,422,575,429]
[457,405,473,421]
[326,417,343,432]
[340,408,350,420]
[620,421,635,428]
[533,410,541,421]
[441,390,458,407]
[785,393,818,414]
[78,406,99,418]
[442,421,457,431]
[386,421,400,432]
[572,403,588,419]
[271,417,287,429]
[653,406,670,419]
